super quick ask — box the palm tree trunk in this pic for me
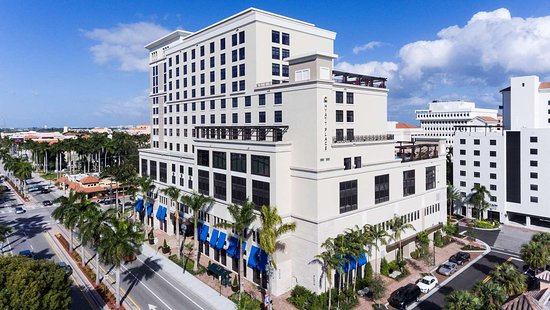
[238,237,243,302]
[116,266,121,309]
[328,275,332,310]
[96,251,100,286]
[70,230,74,253]
[375,249,379,275]
[176,209,180,259]
[81,240,85,265]
[193,217,199,273]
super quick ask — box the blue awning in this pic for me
[236,241,246,259]
[258,249,268,271]
[155,205,163,220]
[160,206,167,220]
[209,229,219,247]
[227,237,238,257]
[135,199,144,212]
[248,246,260,269]
[357,252,368,267]
[216,232,227,250]
[146,202,153,216]
[199,224,209,242]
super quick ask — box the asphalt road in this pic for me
[415,250,525,309]
[2,172,217,310]
[0,188,94,310]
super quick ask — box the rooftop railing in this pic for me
[395,142,439,162]
[332,70,387,88]
[333,134,394,144]
[194,125,289,142]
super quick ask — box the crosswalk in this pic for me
[0,203,56,214]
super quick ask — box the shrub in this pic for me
[410,250,419,259]
[461,245,484,251]
[364,262,373,282]
[434,230,444,247]
[369,275,387,300]
[162,239,170,254]
[229,292,262,310]
[380,258,389,276]
[475,220,498,229]
[443,235,453,245]
[287,285,358,310]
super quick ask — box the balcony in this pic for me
[194,125,289,142]
[395,142,439,162]
[333,134,394,144]
[332,70,387,88]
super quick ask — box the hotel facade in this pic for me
[139,8,446,295]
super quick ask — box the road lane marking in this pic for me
[482,256,514,283]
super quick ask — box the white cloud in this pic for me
[95,90,149,118]
[335,61,399,81]
[352,41,383,54]
[83,22,171,72]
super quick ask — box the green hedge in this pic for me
[474,220,499,229]
[287,285,358,310]
[229,292,262,310]
[168,254,206,275]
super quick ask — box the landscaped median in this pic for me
[55,233,125,310]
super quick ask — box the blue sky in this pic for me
[1,1,550,128]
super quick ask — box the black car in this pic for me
[42,200,53,206]
[40,188,50,194]
[449,251,471,265]
[388,284,421,309]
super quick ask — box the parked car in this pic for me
[388,284,421,309]
[28,186,41,192]
[416,275,438,293]
[449,251,471,265]
[15,207,26,214]
[40,188,50,194]
[57,262,73,276]
[438,262,458,276]
[357,286,370,297]
[19,250,33,258]
[42,200,53,206]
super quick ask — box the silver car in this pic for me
[437,262,458,276]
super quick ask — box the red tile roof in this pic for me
[79,175,100,184]
[539,82,550,89]
[477,116,498,122]
[396,123,417,129]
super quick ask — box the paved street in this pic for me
[1,170,232,310]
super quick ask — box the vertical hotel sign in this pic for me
[323,96,328,150]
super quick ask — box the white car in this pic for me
[416,275,438,293]
[15,207,26,214]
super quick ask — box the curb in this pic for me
[407,239,491,310]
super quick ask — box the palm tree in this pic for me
[390,215,416,261]
[180,192,213,273]
[489,262,527,296]
[52,190,85,252]
[472,281,506,310]
[447,183,461,216]
[343,226,365,291]
[258,205,296,306]
[520,241,549,270]
[470,184,492,220]
[313,238,344,310]
[161,186,182,258]
[137,176,155,237]
[531,232,550,247]
[444,290,481,310]
[80,207,117,286]
[217,199,256,294]
[98,218,144,309]
[0,224,13,254]
[367,224,388,275]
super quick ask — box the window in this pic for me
[272,63,280,76]
[245,96,251,107]
[490,173,497,179]
[460,171,466,176]
[531,136,538,143]
[159,162,167,183]
[231,153,246,173]
[354,156,361,169]
[271,30,280,43]
[490,140,496,146]
[346,92,354,104]
[251,155,270,177]
[346,111,354,122]
[232,65,238,78]
[474,150,480,156]
[474,172,480,178]
[232,113,238,123]
[259,111,266,123]
[259,94,266,105]
[282,33,290,45]
[198,170,209,195]
[336,110,343,122]
[344,157,352,170]
[460,160,466,166]
[274,92,282,104]
[531,196,539,203]
[282,65,289,77]
[272,47,280,60]
[252,180,270,208]
[245,112,251,123]
[490,162,497,168]
[531,172,538,179]
[221,114,226,124]
[426,166,436,190]
[490,184,497,191]
[336,91,344,103]
[239,64,245,76]
[231,176,246,205]
[232,34,238,46]
[460,181,466,187]
[197,150,209,166]
[282,49,290,59]
[403,170,415,197]
[214,173,226,200]
[232,97,238,108]
[213,152,226,169]
[460,150,466,155]
[474,161,480,167]
[531,184,538,191]
[220,38,225,50]
[375,175,389,204]
[474,139,480,145]
[238,31,245,44]
[531,149,538,155]
[274,111,282,123]
[460,139,466,144]
[239,47,245,60]
[141,159,148,177]
[530,160,538,167]
[490,151,497,157]
[340,180,357,213]
[232,50,238,62]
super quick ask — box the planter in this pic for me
[148,239,155,245]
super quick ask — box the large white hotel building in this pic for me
[139,8,446,295]
[453,76,550,230]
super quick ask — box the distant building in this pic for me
[56,173,120,198]
[453,76,550,230]
[387,121,424,142]
[416,101,498,148]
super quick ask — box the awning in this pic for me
[146,202,153,216]
[209,229,220,247]
[156,205,167,221]
[258,249,268,271]
[248,246,260,269]
[346,255,357,271]
[155,205,163,220]
[199,224,209,242]
[216,232,227,250]
[135,199,144,212]
[160,206,167,220]
[236,241,247,259]
[227,237,238,257]
[357,252,368,267]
